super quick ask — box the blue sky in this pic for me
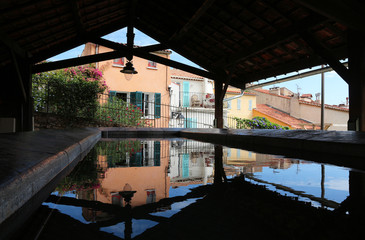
[48,28,348,105]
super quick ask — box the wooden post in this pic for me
[348,30,365,131]
[214,80,223,128]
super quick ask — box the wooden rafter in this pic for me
[168,0,215,42]
[91,37,217,79]
[32,50,127,73]
[300,31,350,84]
[218,14,326,68]
[294,0,365,32]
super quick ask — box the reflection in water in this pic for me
[39,139,365,239]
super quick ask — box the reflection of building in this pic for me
[223,147,295,174]
[169,140,214,185]
[79,140,170,211]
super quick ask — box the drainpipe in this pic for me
[223,89,244,102]
[95,44,99,69]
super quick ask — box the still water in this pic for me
[32,139,355,239]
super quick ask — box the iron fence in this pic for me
[32,79,240,128]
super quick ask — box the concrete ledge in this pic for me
[99,127,182,138]
[0,128,100,226]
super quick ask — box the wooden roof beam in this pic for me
[32,50,128,73]
[0,30,30,60]
[218,15,326,68]
[300,31,350,84]
[91,37,218,79]
[294,0,365,32]
[168,0,215,42]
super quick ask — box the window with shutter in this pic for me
[154,93,161,118]
[130,91,143,109]
[154,141,160,166]
[109,91,117,103]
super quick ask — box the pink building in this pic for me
[82,43,172,127]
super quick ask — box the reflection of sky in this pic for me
[169,184,202,198]
[252,161,350,203]
[150,197,203,218]
[43,192,91,224]
[100,219,158,239]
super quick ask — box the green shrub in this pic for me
[32,65,107,119]
[234,116,290,130]
[96,96,146,127]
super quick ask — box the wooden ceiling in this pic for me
[1,0,362,89]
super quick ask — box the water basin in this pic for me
[14,138,364,239]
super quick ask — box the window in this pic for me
[237,99,241,110]
[116,92,128,102]
[227,100,231,109]
[113,57,125,66]
[248,100,252,111]
[237,150,241,158]
[148,60,157,69]
[130,91,161,118]
[146,189,156,204]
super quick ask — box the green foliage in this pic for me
[96,140,143,167]
[55,148,101,194]
[234,116,290,130]
[96,96,147,127]
[32,65,107,119]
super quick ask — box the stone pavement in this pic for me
[0,128,100,237]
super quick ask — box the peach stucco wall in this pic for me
[94,44,171,105]
[95,141,170,208]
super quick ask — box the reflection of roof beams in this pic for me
[247,175,339,209]
[245,62,348,90]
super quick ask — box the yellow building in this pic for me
[224,87,256,127]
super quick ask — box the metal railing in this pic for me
[32,79,240,128]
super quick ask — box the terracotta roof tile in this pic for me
[171,68,205,80]
[255,104,318,129]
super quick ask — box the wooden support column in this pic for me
[214,80,224,128]
[8,51,33,132]
[348,30,365,131]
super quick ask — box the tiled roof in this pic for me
[255,88,349,112]
[227,86,256,95]
[171,68,205,80]
[299,100,349,112]
[254,104,319,129]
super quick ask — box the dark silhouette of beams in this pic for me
[91,37,217,79]
[294,0,365,32]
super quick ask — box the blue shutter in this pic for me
[109,91,117,103]
[249,100,252,111]
[154,93,161,119]
[154,141,160,166]
[184,118,197,128]
[183,81,190,107]
[237,99,241,110]
[130,91,142,109]
[182,154,189,178]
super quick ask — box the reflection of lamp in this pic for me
[119,183,136,204]
[120,61,138,81]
